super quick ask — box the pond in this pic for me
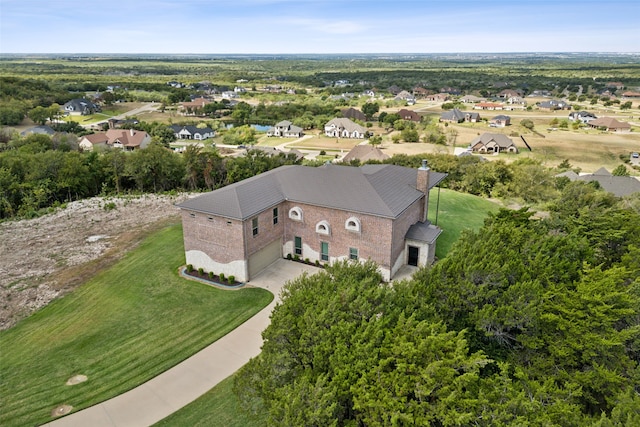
[225,123,271,132]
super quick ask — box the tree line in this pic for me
[0,134,301,219]
[235,181,640,426]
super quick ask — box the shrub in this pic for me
[186,264,194,272]
[198,267,204,275]
[208,271,214,279]
[294,255,300,261]
[315,260,320,266]
[305,258,310,264]
[103,202,117,211]
[286,253,292,260]
[228,275,235,283]
[219,273,226,282]
[320,150,326,155]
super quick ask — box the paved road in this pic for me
[43,260,319,427]
[83,103,160,129]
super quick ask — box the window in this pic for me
[294,236,302,256]
[315,220,330,235]
[252,217,259,236]
[289,206,303,221]
[189,213,195,218]
[345,217,361,232]
[273,207,279,225]
[321,242,329,262]
[349,247,358,260]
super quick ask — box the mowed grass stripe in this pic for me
[0,223,273,427]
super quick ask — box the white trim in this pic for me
[345,216,361,232]
[315,220,330,235]
[289,206,303,221]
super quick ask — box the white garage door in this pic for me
[248,239,281,279]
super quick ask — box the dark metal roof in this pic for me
[405,221,442,243]
[177,164,447,220]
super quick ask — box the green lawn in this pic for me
[428,188,501,258]
[0,223,273,427]
[154,373,266,427]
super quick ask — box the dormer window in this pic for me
[345,217,361,232]
[289,206,303,221]
[315,220,330,235]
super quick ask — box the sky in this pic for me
[1,0,638,54]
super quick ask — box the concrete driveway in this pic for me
[43,259,319,427]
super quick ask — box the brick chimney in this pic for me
[130,128,135,136]
[416,159,430,222]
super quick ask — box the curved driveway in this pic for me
[43,260,318,427]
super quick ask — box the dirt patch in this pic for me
[66,374,88,385]
[51,405,73,417]
[0,194,190,330]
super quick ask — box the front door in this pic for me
[408,246,419,267]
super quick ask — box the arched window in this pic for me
[345,216,361,232]
[289,206,303,221]
[315,220,330,235]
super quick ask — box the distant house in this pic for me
[221,91,238,99]
[498,89,522,99]
[179,97,212,114]
[558,167,640,197]
[106,129,152,150]
[20,125,56,136]
[170,125,216,140]
[440,108,480,123]
[324,118,367,139]
[394,91,416,105]
[80,129,151,151]
[460,95,484,104]
[342,145,390,163]
[413,87,431,98]
[266,120,304,138]
[474,102,504,110]
[470,133,518,154]
[247,146,305,161]
[426,93,449,102]
[397,109,421,122]
[341,107,367,122]
[387,85,402,95]
[587,117,631,132]
[489,115,511,127]
[621,91,640,98]
[506,96,526,106]
[538,100,571,110]
[108,118,140,129]
[568,111,597,123]
[79,133,110,151]
[63,98,100,116]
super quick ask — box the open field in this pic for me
[0,223,273,427]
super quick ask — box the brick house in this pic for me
[177,162,447,282]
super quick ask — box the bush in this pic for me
[286,253,292,260]
[219,273,225,282]
[198,267,204,275]
[305,258,310,264]
[186,264,194,272]
[294,255,300,261]
[228,275,235,283]
[320,150,326,155]
[208,271,214,279]
[103,202,117,211]
[315,260,320,266]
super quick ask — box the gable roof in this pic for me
[177,164,446,220]
[397,109,420,121]
[576,175,640,197]
[20,125,56,136]
[588,117,631,130]
[105,129,150,148]
[342,145,390,163]
[440,109,466,121]
[325,117,367,134]
[470,133,515,148]
[341,107,367,121]
[170,125,214,136]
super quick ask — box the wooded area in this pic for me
[235,184,640,425]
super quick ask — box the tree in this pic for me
[27,106,50,125]
[612,164,630,176]
[361,102,379,119]
[520,119,535,130]
[368,135,382,146]
[620,101,632,110]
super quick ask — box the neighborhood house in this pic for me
[170,125,216,140]
[470,133,518,154]
[324,118,368,138]
[266,120,304,138]
[177,162,447,282]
